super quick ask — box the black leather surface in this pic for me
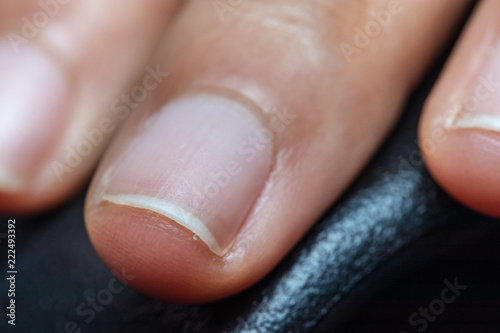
[2,12,500,333]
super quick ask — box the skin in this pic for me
[1,0,499,303]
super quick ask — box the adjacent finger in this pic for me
[420,0,500,217]
[0,0,179,212]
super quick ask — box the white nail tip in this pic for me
[448,115,500,132]
[0,166,24,192]
[102,194,227,256]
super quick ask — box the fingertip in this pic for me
[85,201,251,303]
[420,126,500,217]
[420,0,500,217]
[0,166,91,215]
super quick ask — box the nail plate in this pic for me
[102,94,272,256]
[447,45,500,131]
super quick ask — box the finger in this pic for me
[420,0,500,217]
[0,0,179,213]
[86,0,471,302]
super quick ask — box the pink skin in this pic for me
[4,0,499,304]
[0,43,69,191]
[84,0,471,303]
[420,0,500,217]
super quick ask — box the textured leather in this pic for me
[2,16,500,333]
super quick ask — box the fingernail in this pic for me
[101,94,272,256]
[446,45,500,131]
[0,42,69,191]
